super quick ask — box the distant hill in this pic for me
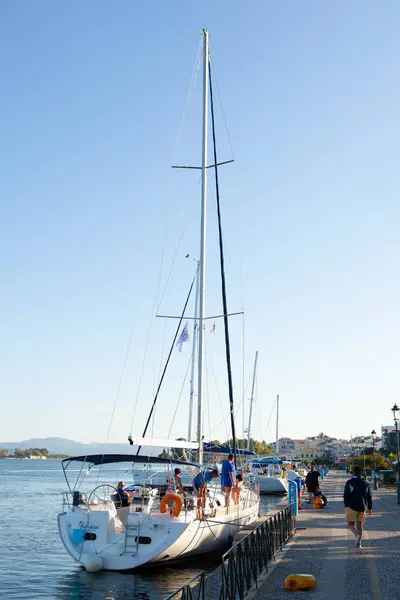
[0,437,142,457]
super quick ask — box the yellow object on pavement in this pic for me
[313,497,324,509]
[284,574,317,591]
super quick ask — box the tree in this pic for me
[158,449,172,459]
[0,449,8,458]
[223,438,273,455]
[253,440,273,455]
[350,454,388,469]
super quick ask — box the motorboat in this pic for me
[244,459,288,495]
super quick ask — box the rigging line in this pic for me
[130,223,169,434]
[241,314,245,440]
[233,359,254,424]
[129,283,159,435]
[167,353,193,439]
[264,397,277,438]
[128,42,201,436]
[253,366,261,442]
[105,300,141,444]
[205,371,249,439]
[205,335,212,442]
[170,39,203,178]
[157,41,202,314]
[205,332,230,443]
[209,60,237,467]
[208,364,254,438]
[136,275,196,455]
[158,317,169,384]
[208,55,235,160]
[155,208,195,314]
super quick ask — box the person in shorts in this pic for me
[305,465,321,503]
[192,468,219,519]
[344,465,372,548]
[221,454,236,507]
[167,467,185,495]
[232,473,244,505]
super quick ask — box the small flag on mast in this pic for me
[210,322,216,336]
[176,321,189,351]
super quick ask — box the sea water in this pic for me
[0,459,281,599]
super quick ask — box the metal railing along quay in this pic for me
[219,504,295,600]
[166,504,296,600]
[166,571,206,600]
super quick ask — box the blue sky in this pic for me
[1,1,399,445]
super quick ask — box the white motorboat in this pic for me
[57,29,259,571]
[245,460,288,495]
[256,475,288,495]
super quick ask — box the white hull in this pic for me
[254,476,288,494]
[58,488,259,571]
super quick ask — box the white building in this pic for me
[270,438,295,457]
[297,447,324,460]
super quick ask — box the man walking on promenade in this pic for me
[344,465,372,547]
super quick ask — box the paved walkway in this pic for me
[253,471,400,600]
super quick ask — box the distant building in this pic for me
[293,439,305,452]
[381,425,397,453]
[298,447,324,460]
[270,438,295,457]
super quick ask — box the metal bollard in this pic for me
[288,480,299,516]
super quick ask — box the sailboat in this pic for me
[244,385,288,494]
[57,30,260,572]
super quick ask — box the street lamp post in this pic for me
[391,404,400,505]
[361,437,366,477]
[371,430,377,490]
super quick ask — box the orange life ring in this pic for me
[160,493,183,517]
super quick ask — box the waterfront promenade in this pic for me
[253,471,400,600]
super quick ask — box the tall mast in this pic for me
[247,351,259,450]
[276,394,280,456]
[196,29,209,465]
[188,260,200,441]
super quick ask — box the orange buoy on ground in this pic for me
[313,497,324,509]
[284,574,317,591]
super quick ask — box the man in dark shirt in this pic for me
[343,465,372,548]
[305,465,321,503]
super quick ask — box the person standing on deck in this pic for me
[167,468,185,495]
[305,465,321,503]
[344,465,372,548]
[192,468,219,519]
[221,454,236,507]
